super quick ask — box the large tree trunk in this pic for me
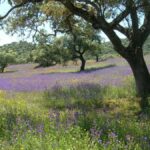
[80,55,86,71]
[125,48,150,109]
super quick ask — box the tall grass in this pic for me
[0,77,150,149]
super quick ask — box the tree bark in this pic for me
[80,55,86,71]
[125,48,150,109]
[0,65,6,73]
[1,67,5,73]
[96,55,99,62]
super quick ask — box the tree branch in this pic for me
[128,1,139,38]
[56,0,102,29]
[57,0,126,57]
[110,8,130,28]
[0,2,27,20]
[77,0,100,14]
[114,24,130,39]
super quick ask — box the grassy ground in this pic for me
[0,79,150,150]
[0,55,150,149]
[0,54,149,92]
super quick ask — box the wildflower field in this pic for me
[2,56,150,91]
[0,55,150,150]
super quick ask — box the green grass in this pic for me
[0,78,150,150]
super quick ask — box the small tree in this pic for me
[0,51,16,73]
[32,33,57,67]
[67,36,90,71]
[32,46,57,67]
[32,35,72,67]
[61,19,102,71]
[52,37,72,66]
[87,40,102,62]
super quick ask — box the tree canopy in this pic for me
[0,41,35,63]
[0,50,16,73]
[2,0,149,59]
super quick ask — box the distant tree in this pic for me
[87,39,102,62]
[0,51,16,73]
[63,19,101,71]
[32,34,71,67]
[32,46,58,67]
[66,35,90,71]
[52,37,72,66]
[0,41,35,64]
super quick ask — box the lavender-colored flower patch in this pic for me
[0,56,149,92]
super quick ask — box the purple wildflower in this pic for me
[36,123,44,134]
[108,132,117,138]
[0,56,149,91]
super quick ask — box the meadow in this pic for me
[0,56,143,91]
[0,55,150,150]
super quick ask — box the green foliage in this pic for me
[32,45,58,67]
[32,35,72,67]
[0,51,16,73]
[55,19,103,70]
[52,37,72,65]
[0,41,35,64]
[32,20,102,69]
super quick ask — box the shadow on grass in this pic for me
[43,83,105,111]
[1,70,17,74]
[42,79,139,116]
[81,64,116,73]
[42,81,140,131]
[38,64,116,75]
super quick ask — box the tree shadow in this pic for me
[34,64,56,69]
[43,83,105,112]
[0,70,17,74]
[43,83,105,129]
[80,64,116,73]
[38,64,116,75]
